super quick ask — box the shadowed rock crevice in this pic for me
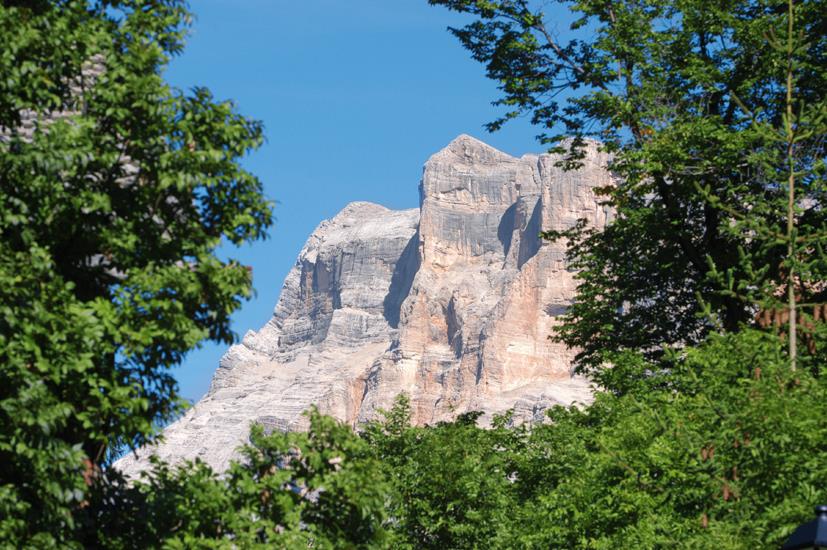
[383,230,421,329]
[445,294,463,359]
[517,197,543,269]
[497,202,517,257]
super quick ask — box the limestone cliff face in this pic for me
[115,135,613,475]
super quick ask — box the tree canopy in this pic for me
[0,0,271,544]
[429,0,827,375]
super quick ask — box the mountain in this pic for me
[115,134,614,475]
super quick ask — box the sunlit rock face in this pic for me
[115,135,614,475]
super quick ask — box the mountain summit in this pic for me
[116,136,614,475]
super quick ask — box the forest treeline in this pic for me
[1,0,826,548]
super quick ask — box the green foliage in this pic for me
[497,329,827,548]
[0,246,98,545]
[365,400,523,548]
[80,408,390,549]
[369,331,827,549]
[429,0,827,374]
[17,332,827,549]
[0,1,271,545]
[175,334,816,550]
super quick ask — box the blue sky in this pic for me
[167,1,562,401]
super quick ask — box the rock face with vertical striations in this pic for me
[115,135,614,475]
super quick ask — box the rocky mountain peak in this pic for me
[431,133,513,164]
[116,135,614,475]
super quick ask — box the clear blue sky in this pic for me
[167,1,563,402]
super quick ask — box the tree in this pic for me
[428,0,827,376]
[358,338,827,548]
[494,330,827,548]
[0,1,271,544]
[80,408,391,549]
[364,399,521,549]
